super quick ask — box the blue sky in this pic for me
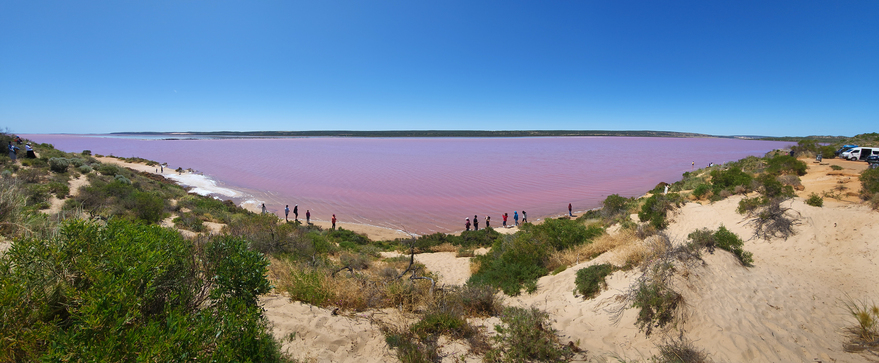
[1,1,877,136]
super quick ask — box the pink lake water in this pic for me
[23,135,791,235]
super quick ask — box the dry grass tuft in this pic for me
[546,229,638,271]
[428,242,458,253]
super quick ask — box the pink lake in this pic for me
[23,135,791,235]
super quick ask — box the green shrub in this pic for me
[670,171,707,192]
[713,226,753,266]
[96,163,127,177]
[687,226,752,266]
[726,155,767,173]
[601,194,633,220]
[485,307,574,363]
[458,227,502,248]
[805,193,823,207]
[861,167,879,196]
[47,157,70,173]
[0,219,284,362]
[385,330,439,363]
[632,276,683,336]
[327,227,372,245]
[523,217,604,250]
[25,184,51,208]
[736,196,766,214]
[468,233,550,295]
[831,165,844,171]
[691,184,711,199]
[46,181,69,197]
[757,174,794,199]
[765,155,807,176]
[710,167,752,191]
[77,164,92,173]
[285,267,333,306]
[638,193,683,230]
[574,263,614,299]
[173,212,206,232]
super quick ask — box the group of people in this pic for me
[7,138,36,161]
[464,210,531,231]
[261,203,330,228]
[464,203,576,231]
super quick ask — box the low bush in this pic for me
[805,193,823,207]
[468,233,550,295]
[688,226,753,266]
[831,165,844,171]
[601,194,633,220]
[485,307,575,363]
[709,167,752,196]
[691,184,711,199]
[638,193,684,230]
[574,263,614,299]
[765,155,807,176]
[757,174,795,199]
[77,164,92,173]
[653,336,711,363]
[861,167,879,198]
[670,171,706,192]
[327,228,372,246]
[523,217,604,251]
[631,270,683,336]
[47,157,70,173]
[0,219,284,362]
[46,181,69,197]
[736,196,766,214]
[174,212,206,232]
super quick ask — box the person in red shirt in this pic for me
[306,210,311,224]
[331,214,337,229]
[568,203,573,217]
[465,218,471,231]
[502,213,508,227]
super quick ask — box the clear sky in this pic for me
[1,1,877,136]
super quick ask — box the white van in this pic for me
[842,147,879,161]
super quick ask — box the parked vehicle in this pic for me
[835,144,858,156]
[868,155,879,169]
[842,147,879,161]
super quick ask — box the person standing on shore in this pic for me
[522,211,527,224]
[473,215,479,231]
[284,205,289,221]
[514,211,519,226]
[502,213,508,228]
[465,218,471,231]
[332,214,337,229]
[568,203,573,217]
[485,215,490,229]
[306,210,311,224]
[262,203,267,214]
[293,204,299,221]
